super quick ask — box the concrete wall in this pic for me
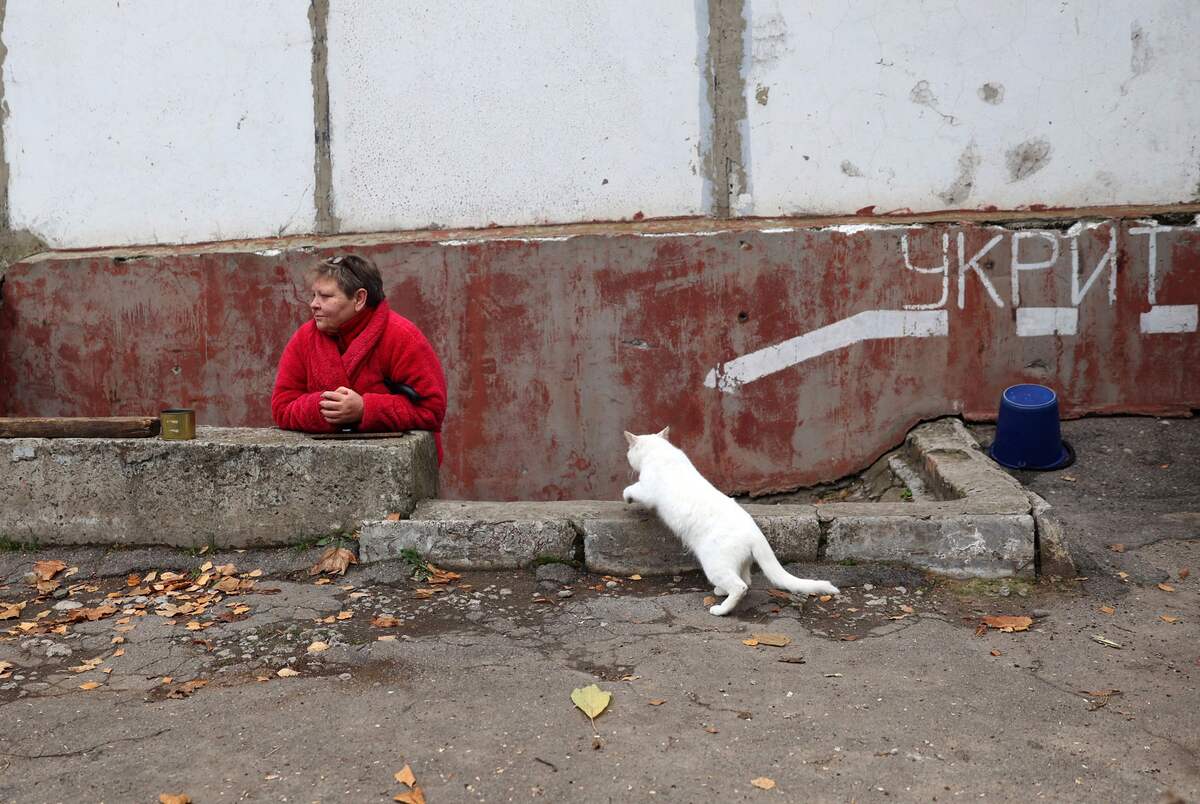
[0,2,1196,502]
[2,0,316,248]
[3,215,1196,500]
[741,0,1200,216]
[2,1,1198,248]
[325,1,708,232]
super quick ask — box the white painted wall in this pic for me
[741,0,1200,216]
[3,0,315,249]
[326,0,708,233]
[3,1,1198,250]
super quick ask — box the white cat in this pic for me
[622,427,839,616]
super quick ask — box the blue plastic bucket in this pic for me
[988,384,1073,470]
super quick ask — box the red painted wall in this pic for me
[2,219,1196,499]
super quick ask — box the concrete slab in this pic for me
[360,418,1045,578]
[824,514,1037,578]
[0,428,437,548]
[359,500,583,569]
[360,500,821,575]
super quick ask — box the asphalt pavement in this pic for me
[0,416,1196,803]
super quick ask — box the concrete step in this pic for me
[359,418,1071,580]
[1,428,438,548]
[360,500,821,575]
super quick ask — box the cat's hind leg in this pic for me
[707,569,748,616]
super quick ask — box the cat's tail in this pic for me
[751,534,840,597]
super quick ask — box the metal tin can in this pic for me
[160,408,196,441]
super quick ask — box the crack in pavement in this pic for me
[0,727,172,759]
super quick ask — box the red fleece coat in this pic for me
[271,301,447,460]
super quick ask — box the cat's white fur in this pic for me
[622,427,839,616]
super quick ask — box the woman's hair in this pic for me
[309,254,385,307]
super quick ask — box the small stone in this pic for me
[998,586,1011,597]
[338,673,352,681]
[499,588,512,596]
[44,644,72,658]
[606,581,618,589]
[557,590,574,599]
[1031,609,1051,619]
[862,583,874,592]
[672,576,683,583]
[51,587,70,599]
[894,586,907,595]
[52,600,83,611]
[133,596,149,604]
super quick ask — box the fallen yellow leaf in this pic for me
[246,569,264,578]
[981,615,1032,633]
[32,560,67,581]
[309,546,357,576]
[159,794,192,804]
[703,595,717,607]
[394,788,426,804]
[742,638,759,647]
[314,578,332,586]
[0,602,25,620]
[818,594,833,602]
[1158,583,1176,593]
[377,635,398,642]
[1159,614,1179,624]
[373,615,402,628]
[1099,605,1115,615]
[307,641,329,653]
[337,611,353,621]
[571,684,612,728]
[751,777,776,790]
[648,699,666,706]
[628,574,643,581]
[394,764,416,787]
[276,667,300,678]
[79,681,101,690]
[751,633,792,648]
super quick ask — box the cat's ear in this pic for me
[623,431,637,447]
[656,426,670,440]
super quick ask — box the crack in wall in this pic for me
[308,0,339,234]
[704,0,748,218]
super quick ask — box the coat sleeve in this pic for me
[358,320,447,434]
[271,330,336,433]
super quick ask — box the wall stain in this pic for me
[840,160,864,178]
[1121,20,1153,96]
[909,80,957,125]
[754,84,769,106]
[938,142,980,205]
[1006,138,1052,182]
[978,82,1005,105]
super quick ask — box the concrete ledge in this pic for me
[581,503,820,576]
[356,417,1055,580]
[824,514,1036,578]
[359,500,820,574]
[0,428,438,547]
[1026,491,1077,579]
[360,500,586,569]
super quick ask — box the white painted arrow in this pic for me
[704,309,949,392]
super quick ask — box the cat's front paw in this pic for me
[708,604,730,616]
[813,582,840,596]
